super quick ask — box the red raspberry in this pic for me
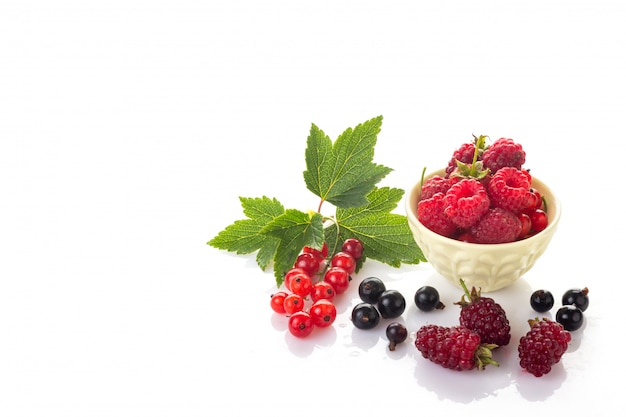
[470,207,522,244]
[518,318,571,377]
[454,280,511,346]
[482,138,525,173]
[445,142,476,177]
[488,167,535,213]
[443,179,490,228]
[420,175,452,201]
[417,193,457,237]
[414,324,499,371]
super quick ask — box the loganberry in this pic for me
[415,324,498,371]
[288,311,315,338]
[518,318,571,377]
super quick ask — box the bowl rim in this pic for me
[405,168,561,248]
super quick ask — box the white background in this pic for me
[1,1,624,416]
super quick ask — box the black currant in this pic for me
[351,302,380,330]
[358,277,386,304]
[377,289,406,319]
[562,287,589,312]
[530,289,554,313]
[556,305,584,331]
[386,322,408,351]
[414,286,445,311]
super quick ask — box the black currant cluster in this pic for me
[352,281,448,351]
[351,277,409,350]
[530,287,589,331]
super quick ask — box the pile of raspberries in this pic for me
[417,135,548,244]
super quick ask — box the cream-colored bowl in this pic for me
[405,169,561,292]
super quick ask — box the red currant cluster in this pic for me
[270,238,364,338]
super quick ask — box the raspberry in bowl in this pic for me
[404,136,561,292]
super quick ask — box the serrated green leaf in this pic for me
[325,187,426,268]
[303,116,393,208]
[207,196,284,270]
[262,209,324,286]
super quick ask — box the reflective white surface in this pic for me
[1,1,623,415]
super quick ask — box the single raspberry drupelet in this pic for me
[470,207,522,243]
[443,179,490,228]
[518,317,571,377]
[445,142,476,177]
[454,279,511,346]
[417,193,457,237]
[482,137,526,173]
[488,167,535,213]
[420,175,452,201]
[414,324,499,371]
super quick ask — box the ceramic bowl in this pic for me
[405,169,561,292]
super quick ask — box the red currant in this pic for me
[284,267,309,291]
[530,188,543,210]
[341,238,363,260]
[288,311,314,338]
[529,209,548,233]
[518,212,532,238]
[331,251,356,275]
[290,272,313,298]
[324,266,350,294]
[270,291,288,314]
[309,299,337,328]
[294,252,320,276]
[310,281,336,302]
[303,242,328,262]
[283,293,305,315]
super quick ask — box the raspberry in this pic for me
[488,167,535,213]
[470,207,522,244]
[417,193,457,237]
[454,280,511,346]
[518,318,571,377]
[414,324,498,371]
[443,179,490,228]
[482,138,525,173]
[445,142,476,177]
[420,175,452,201]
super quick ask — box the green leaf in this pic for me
[262,209,324,286]
[326,187,426,268]
[207,196,285,270]
[303,115,393,209]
